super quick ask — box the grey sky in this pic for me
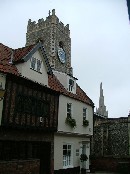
[0,0,130,118]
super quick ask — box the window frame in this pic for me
[30,57,42,73]
[67,103,72,118]
[68,79,74,92]
[63,143,73,169]
[83,107,87,121]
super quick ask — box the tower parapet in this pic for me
[26,9,71,74]
[26,9,70,44]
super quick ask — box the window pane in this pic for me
[67,103,71,117]
[31,57,36,70]
[63,149,67,155]
[83,108,87,119]
[63,144,72,168]
[37,59,41,72]
[63,145,67,149]
[68,145,71,149]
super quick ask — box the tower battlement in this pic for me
[27,9,70,35]
[26,9,71,74]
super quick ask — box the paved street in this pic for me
[89,172,117,174]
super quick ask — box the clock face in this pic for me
[57,48,66,64]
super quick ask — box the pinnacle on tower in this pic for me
[96,82,108,118]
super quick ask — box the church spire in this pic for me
[96,82,108,118]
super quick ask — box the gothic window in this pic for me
[59,41,63,48]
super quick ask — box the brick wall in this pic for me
[0,159,40,174]
[91,157,130,173]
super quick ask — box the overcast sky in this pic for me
[0,0,130,118]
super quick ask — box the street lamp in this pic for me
[0,84,5,101]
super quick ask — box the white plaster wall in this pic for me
[58,95,93,135]
[53,71,76,94]
[16,50,48,86]
[53,71,68,89]
[54,135,90,170]
[0,73,6,125]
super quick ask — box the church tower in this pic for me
[96,82,108,118]
[26,9,72,75]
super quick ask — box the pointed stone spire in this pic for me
[96,82,108,118]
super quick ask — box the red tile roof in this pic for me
[13,44,35,62]
[48,74,94,106]
[0,43,19,75]
[0,43,94,106]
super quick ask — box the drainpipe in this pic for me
[101,127,104,156]
[128,112,130,155]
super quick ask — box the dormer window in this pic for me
[69,79,74,92]
[30,57,42,73]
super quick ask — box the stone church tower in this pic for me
[96,82,108,118]
[26,9,72,75]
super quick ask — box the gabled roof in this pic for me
[0,42,94,107]
[0,41,53,75]
[13,41,53,75]
[48,74,94,106]
[13,44,35,62]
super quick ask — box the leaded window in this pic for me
[15,94,50,117]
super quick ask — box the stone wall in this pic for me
[26,9,71,74]
[91,115,129,157]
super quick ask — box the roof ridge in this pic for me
[14,43,35,51]
[49,74,94,106]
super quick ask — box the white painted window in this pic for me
[83,108,87,120]
[67,103,72,118]
[30,57,42,73]
[68,79,74,92]
[63,144,72,168]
